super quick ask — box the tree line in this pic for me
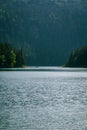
[65,46,87,67]
[0,43,25,68]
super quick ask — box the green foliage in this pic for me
[65,46,87,68]
[0,54,6,67]
[10,50,16,67]
[0,43,25,68]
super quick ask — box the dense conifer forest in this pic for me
[0,0,87,66]
[65,46,87,68]
[0,43,25,68]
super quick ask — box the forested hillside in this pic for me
[0,0,87,65]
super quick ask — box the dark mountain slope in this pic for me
[0,0,87,65]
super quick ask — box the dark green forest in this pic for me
[65,46,87,68]
[0,43,25,68]
[0,0,87,66]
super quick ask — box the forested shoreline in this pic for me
[1,42,87,68]
[1,0,87,66]
[0,43,25,68]
[65,46,87,68]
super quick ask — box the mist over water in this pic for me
[0,67,87,130]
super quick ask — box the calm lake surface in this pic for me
[0,67,87,130]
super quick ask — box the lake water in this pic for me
[0,67,87,130]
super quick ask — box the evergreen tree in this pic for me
[65,46,87,67]
[0,54,6,67]
[9,50,16,67]
[0,43,25,68]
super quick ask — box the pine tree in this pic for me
[0,43,25,68]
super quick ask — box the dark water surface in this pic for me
[0,67,87,130]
